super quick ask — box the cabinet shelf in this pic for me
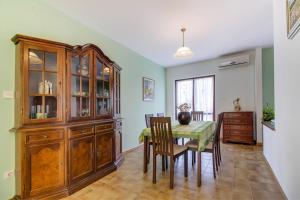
[96,77,109,82]
[71,94,90,98]
[29,69,57,73]
[96,96,110,99]
[71,73,90,78]
[29,93,57,97]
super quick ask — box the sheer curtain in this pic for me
[194,77,214,121]
[176,79,193,116]
[175,76,214,121]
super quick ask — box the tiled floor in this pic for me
[64,143,285,200]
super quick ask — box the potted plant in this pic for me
[263,104,275,122]
[177,103,192,125]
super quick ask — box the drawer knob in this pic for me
[43,135,48,138]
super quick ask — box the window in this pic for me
[175,75,215,121]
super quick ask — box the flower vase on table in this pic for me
[177,103,191,125]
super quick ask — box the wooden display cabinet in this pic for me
[12,35,123,200]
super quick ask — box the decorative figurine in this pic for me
[48,81,53,95]
[233,98,241,111]
[81,64,89,76]
[38,80,52,94]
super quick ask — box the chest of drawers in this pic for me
[222,112,255,144]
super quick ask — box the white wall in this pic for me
[263,0,300,199]
[165,49,264,142]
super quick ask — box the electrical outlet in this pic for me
[2,90,15,99]
[3,169,15,179]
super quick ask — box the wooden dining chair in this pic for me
[191,111,204,121]
[145,114,154,164]
[145,114,168,169]
[189,111,204,162]
[150,117,188,189]
[185,113,224,179]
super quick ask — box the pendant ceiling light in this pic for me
[174,28,194,58]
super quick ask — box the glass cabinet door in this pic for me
[114,69,121,116]
[70,52,92,119]
[95,57,112,116]
[27,47,62,122]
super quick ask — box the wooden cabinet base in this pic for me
[13,162,122,200]
[115,154,125,168]
[223,137,255,145]
[11,189,69,200]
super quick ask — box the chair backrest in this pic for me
[157,113,165,117]
[213,112,224,147]
[145,114,154,128]
[191,111,204,121]
[150,117,174,156]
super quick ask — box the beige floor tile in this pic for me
[63,143,285,200]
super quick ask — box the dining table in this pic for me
[139,121,215,186]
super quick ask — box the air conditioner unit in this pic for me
[218,54,250,70]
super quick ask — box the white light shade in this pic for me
[174,46,194,58]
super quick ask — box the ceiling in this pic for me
[44,0,273,67]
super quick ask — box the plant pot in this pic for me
[178,111,191,125]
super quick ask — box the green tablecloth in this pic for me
[139,121,215,152]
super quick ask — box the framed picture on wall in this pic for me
[287,0,300,39]
[143,77,155,101]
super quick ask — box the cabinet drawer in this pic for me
[223,125,253,131]
[223,129,253,136]
[224,112,253,118]
[223,118,252,125]
[69,126,94,138]
[95,123,113,133]
[26,129,64,144]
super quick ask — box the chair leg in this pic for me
[162,155,165,171]
[191,151,194,166]
[212,152,216,179]
[215,147,219,171]
[197,152,202,187]
[218,142,222,162]
[165,156,168,170]
[184,151,188,177]
[153,154,156,184]
[170,156,174,189]
[147,144,150,164]
[193,151,196,165]
[217,145,221,166]
[192,151,196,166]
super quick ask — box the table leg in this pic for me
[143,136,149,173]
[197,151,202,187]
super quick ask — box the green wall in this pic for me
[262,48,275,109]
[0,0,165,198]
